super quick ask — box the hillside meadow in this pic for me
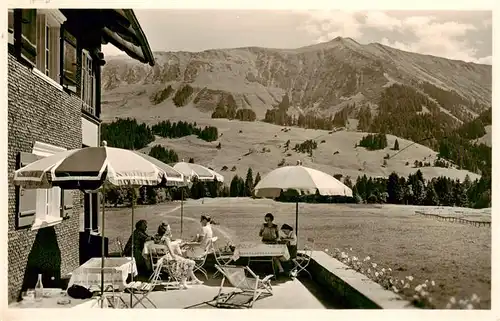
[102,102,480,185]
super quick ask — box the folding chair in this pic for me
[291,237,314,279]
[211,239,234,279]
[211,264,273,308]
[147,243,181,290]
[190,238,215,280]
[124,256,164,308]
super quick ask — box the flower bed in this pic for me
[327,247,481,309]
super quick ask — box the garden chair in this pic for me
[190,237,216,280]
[291,237,315,279]
[124,256,164,308]
[211,239,234,279]
[147,243,181,289]
[211,264,273,308]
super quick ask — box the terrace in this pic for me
[9,250,410,310]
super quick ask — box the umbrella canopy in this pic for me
[173,161,223,182]
[14,142,187,190]
[254,161,353,198]
[254,161,353,246]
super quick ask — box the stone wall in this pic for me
[7,53,83,303]
[306,251,413,309]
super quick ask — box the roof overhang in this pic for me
[60,9,155,66]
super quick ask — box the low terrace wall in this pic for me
[305,250,414,309]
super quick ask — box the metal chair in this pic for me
[147,242,181,290]
[211,239,234,279]
[291,237,314,279]
[190,237,216,280]
[124,256,164,308]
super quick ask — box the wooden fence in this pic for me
[414,211,491,227]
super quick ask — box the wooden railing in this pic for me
[414,211,491,227]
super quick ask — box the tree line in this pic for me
[357,133,388,150]
[359,84,491,178]
[173,84,194,107]
[151,119,219,142]
[211,94,257,122]
[101,118,219,149]
[277,170,490,209]
[263,94,336,130]
[103,166,264,207]
[103,159,490,210]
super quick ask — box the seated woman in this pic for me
[259,213,287,274]
[278,224,298,275]
[182,215,214,258]
[153,221,204,289]
[279,224,297,259]
[259,213,279,244]
[123,219,153,277]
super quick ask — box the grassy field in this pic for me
[104,197,491,309]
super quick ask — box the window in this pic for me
[9,9,66,88]
[81,50,96,115]
[36,10,65,83]
[62,30,77,92]
[15,141,73,230]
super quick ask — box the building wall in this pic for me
[7,53,83,303]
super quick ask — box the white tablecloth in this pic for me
[232,242,290,261]
[68,257,137,291]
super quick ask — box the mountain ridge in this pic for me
[102,37,491,122]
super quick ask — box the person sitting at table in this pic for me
[279,224,297,259]
[277,223,298,275]
[182,214,214,257]
[153,221,204,289]
[259,213,279,244]
[123,219,153,277]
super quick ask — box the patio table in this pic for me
[68,257,137,292]
[231,242,290,276]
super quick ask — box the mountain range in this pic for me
[102,36,492,123]
[100,37,492,184]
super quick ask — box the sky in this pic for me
[102,10,492,64]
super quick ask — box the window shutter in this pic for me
[8,9,14,45]
[36,14,46,72]
[20,9,37,66]
[60,189,74,218]
[62,29,77,92]
[16,152,41,229]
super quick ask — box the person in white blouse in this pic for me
[182,215,214,257]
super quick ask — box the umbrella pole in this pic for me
[130,187,135,308]
[180,188,184,239]
[295,201,299,249]
[100,188,105,308]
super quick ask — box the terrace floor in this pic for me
[10,274,340,309]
